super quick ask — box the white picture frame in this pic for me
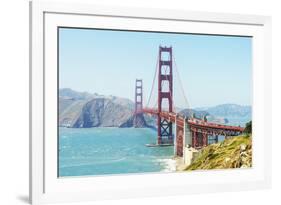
[30,1,272,204]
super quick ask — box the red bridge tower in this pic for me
[134,79,145,127]
[158,46,173,144]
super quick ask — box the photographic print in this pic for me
[58,28,252,177]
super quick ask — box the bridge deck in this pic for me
[142,108,244,132]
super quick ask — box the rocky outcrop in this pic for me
[238,143,252,168]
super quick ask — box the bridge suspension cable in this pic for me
[172,55,192,114]
[146,54,159,108]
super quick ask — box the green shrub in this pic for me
[244,121,252,134]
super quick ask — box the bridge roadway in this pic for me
[142,108,244,132]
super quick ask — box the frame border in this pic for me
[30,1,272,204]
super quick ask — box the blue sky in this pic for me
[59,28,252,108]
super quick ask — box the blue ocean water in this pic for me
[59,127,174,177]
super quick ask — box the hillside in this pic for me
[179,108,209,119]
[179,108,228,124]
[184,135,252,171]
[195,104,251,126]
[59,88,150,128]
[73,97,134,128]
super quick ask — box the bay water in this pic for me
[59,127,175,177]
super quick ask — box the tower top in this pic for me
[159,46,172,52]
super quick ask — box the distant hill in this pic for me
[59,88,93,100]
[179,108,228,124]
[195,104,252,126]
[196,104,251,117]
[179,108,209,119]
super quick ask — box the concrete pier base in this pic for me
[176,146,199,171]
[184,146,199,167]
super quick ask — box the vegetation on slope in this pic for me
[185,135,252,171]
[244,120,252,134]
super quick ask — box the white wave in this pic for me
[157,158,176,172]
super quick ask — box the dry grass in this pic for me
[185,135,252,171]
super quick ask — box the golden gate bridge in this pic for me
[133,46,244,157]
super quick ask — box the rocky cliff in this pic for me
[73,97,134,128]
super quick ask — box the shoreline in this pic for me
[174,156,187,171]
[160,156,187,173]
[158,158,176,172]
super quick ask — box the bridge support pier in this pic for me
[202,132,208,147]
[175,126,184,156]
[192,130,197,148]
[191,129,208,149]
[189,125,244,149]
[175,117,191,157]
